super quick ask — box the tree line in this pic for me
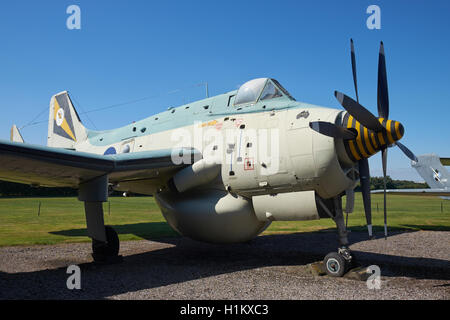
[354,176,428,191]
[0,177,428,197]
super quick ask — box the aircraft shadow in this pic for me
[1,226,449,299]
[50,222,181,245]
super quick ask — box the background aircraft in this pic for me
[372,154,450,199]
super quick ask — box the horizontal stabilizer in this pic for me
[10,125,24,143]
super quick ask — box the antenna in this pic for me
[205,82,209,98]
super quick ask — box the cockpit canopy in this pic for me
[234,78,295,106]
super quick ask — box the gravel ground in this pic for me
[0,230,448,300]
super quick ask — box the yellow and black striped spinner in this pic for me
[342,112,404,162]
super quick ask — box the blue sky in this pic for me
[0,0,449,181]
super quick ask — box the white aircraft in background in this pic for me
[372,154,450,199]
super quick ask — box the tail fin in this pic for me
[412,154,450,189]
[47,91,87,148]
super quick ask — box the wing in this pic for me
[371,188,450,196]
[0,139,198,188]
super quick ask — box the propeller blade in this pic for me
[350,39,359,103]
[382,147,388,239]
[309,121,357,140]
[345,188,355,214]
[335,91,385,132]
[396,142,418,162]
[345,166,357,228]
[358,158,374,239]
[377,41,389,119]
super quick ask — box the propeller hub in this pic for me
[378,118,404,143]
[397,121,405,140]
[342,114,405,162]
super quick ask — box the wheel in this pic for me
[323,252,347,277]
[349,254,359,269]
[92,226,120,259]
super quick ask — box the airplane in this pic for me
[0,40,418,277]
[372,154,450,199]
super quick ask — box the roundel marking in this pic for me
[56,108,65,127]
[103,147,117,155]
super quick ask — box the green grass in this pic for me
[0,194,448,246]
[265,193,450,235]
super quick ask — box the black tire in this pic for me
[323,252,347,277]
[349,254,359,269]
[92,226,120,258]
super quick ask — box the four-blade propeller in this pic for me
[310,39,418,240]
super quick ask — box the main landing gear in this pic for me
[92,226,122,263]
[317,196,356,277]
[79,175,122,264]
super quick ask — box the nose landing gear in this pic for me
[317,196,355,277]
[323,247,353,277]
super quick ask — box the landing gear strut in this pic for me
[317,196,355,277]
[78,175,122,264]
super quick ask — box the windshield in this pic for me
[271,79,295,101]
[260,81,282,101]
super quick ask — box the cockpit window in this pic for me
[260,81,282,101]
[234,78,267,106]
[234,78,295,106]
